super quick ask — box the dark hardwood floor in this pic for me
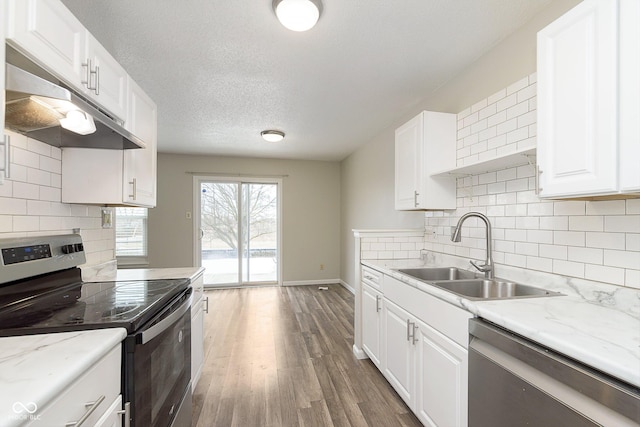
[191,284,422,427]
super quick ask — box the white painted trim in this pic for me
[282,279,340,287]
[352,344,368,360]
[340,279,355,294]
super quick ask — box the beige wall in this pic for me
[340,0,582,289]
[149,153,341,283]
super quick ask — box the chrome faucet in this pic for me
[451,212,494,279]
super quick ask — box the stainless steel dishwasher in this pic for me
[468,319,640,426]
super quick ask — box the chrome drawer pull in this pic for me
[65,395,105,426]
[117,401,131,427]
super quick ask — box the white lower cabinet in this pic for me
[191,272,206,391]
[362,282,383,367]
[414,318,468,427]
[28,344,124,426]
[95,395,125,427]
[371,269,471,427]
[382,299,416,406]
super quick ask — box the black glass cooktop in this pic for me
[0,267,190,336]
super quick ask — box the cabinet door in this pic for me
[123,79,157,207]
[85,33,128,122]
[191,302,205,391]
[7,0,86,89]
[382,299,414,406]
[362,283,382,367]
[537,0,619,198]
[94,395,123,427]
[619,0,640,193]
[395,113,422,210]
[414,319,468,427]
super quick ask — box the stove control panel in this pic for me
[2,244,52,265]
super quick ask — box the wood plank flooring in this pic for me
[191,284,422,427]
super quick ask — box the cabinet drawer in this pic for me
[361,266,381,290]
[383,274,472,348]
[28,344,121,426]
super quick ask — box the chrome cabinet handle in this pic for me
[82,59,92,88]
[375,295,381,313]
[129,178,137,200]
[414,190,419,207]
[95,65,100,95]
[117,401,131,427]
[204,296,209,314]
[406,319,417,344]
[406,319,411,341]
[535,165,543,195]
[65,395,105,426]
[1,134,10,179]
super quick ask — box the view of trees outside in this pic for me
[115,207,148,257]
[200,182,278,284]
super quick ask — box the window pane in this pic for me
[116,207,148,257]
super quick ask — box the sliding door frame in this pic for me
[193,175,283,287]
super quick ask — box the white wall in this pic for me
[340,0,583,289]
[0,131,115,266]
[148,153,341,283]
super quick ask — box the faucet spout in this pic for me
[451,212,494,279]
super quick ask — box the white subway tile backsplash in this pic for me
[0,134,114,268]
[604,215,640,233]
[603,250,640,269]
[586,232,626,250]
[568,247,603,265]
[553,259,585,278]
[569,216,604,232]
[420,75,640,289]
[506,101,529,120]
[585,264,625,286]
[554,231,585,247]
[586,200,626,215]
[554,201,585,216]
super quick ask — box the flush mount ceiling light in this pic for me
[272,0,322,32]
[59,110,96,135]
[261,130,285,142]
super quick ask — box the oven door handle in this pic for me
[141,293,192,345]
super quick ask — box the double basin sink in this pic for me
[396,267,563,300]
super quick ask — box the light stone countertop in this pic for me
[363,257,640,389]
[0,328,127,427]
[82,262,205,283]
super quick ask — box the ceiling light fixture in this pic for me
[272,0,322,32]
[59,110,96,135]
[261,130,285,142]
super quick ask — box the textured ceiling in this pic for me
[61,0,551,161]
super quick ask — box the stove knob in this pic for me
[74,243,84,252]
[61,244,75,254]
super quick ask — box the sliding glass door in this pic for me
[197,178,280,287]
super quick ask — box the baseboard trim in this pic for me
[340,280,355,294]
[353,345,368,360]
[282,279,340,287]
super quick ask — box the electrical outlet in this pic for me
[186,211,192,219]
[320,264,324,271]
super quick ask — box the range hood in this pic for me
[4,50,143,150]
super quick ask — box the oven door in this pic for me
[125,288,192,427]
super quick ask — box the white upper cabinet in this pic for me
[395,111,456,210]
[6,0,86,89]
[123,78,157,207]
[537,0,640,198]
[83,33,129,122]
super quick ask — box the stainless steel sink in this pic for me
[430,279,563,300]
[395,267,563,300]
[396,267,478,281]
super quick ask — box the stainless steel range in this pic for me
[0,234,193,427]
